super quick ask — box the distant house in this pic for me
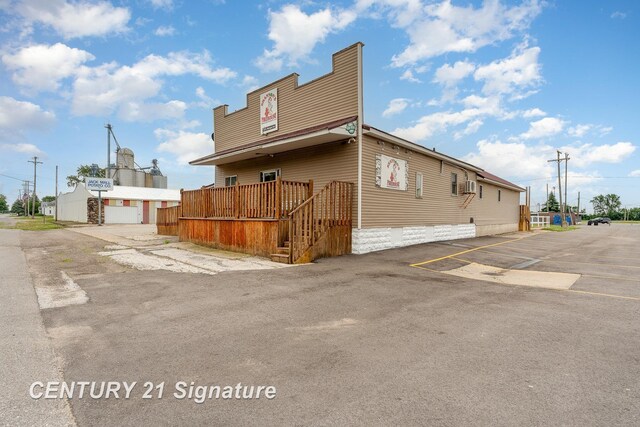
[57,183,180,224]
[40,201,55,216]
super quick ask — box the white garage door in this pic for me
[104,206,139,224]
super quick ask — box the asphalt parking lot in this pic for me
[10,223,640,426]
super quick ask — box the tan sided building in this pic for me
[190,42,524,255]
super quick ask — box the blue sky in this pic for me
[1,0,638,213]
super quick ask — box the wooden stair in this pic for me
[270,241,291,264]
[270,181,354,265]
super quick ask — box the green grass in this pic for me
[613,220,640,224]
[8,216,63,231]
[542,225,579,232]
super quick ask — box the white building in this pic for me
[57,183,180,224]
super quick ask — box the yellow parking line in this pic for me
[566,290,640,301]
[475,248,640,270]
[580,274,640,283]
[410,237,526,267]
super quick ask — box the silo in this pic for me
[117,148,135,169]
[152,175,168,189]
[135,170,146,187]
[118,168,136,186]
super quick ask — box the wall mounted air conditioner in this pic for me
[464,180,477,194]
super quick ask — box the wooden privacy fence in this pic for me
[157,204,181,235]
[180,178,311,219]
[288,181,353,263]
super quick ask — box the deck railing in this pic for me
[180,177,312,219]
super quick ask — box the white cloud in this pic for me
[0,96,55,142]
[394,94,503,142]
[154,25,176,36]
[394,108,480,142]
[72,51,236,119]
[599,126,613,136]
[454,119,483,139]
[0,142,44,156]
[155,129,212,165]
[255,4,356,71]
[562,142,636,168]
[463,138,553,179]
[240,75,260,92]
[522,107,546,118]
[119,100,187,122]
[194,87,220,109]
[433,60,475,87]
[389,0,543,67]
[474,45,542,96]
[2,43,94,93]
[567,124,592,138]
[629,170,640,177]
[400,69,422,83]
[148,0,173,9]
[15,0,131,39]
[611,11,627,19]
[382,98,410,118]
[520,117,565,140]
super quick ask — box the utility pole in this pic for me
[55,165,59,221]
[548,151,566,227]
[106,123,112,180]
[577,191,580,217]
[28,156,43,218]
[563,152,570,215]
[22,180,31,217]
[545,183,549,212]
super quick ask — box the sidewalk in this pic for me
[68,224,293,275]
[0,229,75,426]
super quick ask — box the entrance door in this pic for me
[143,200,150,224]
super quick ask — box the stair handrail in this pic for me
[287,181,352,263]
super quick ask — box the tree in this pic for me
[11,198,25,215]
[0,194,7,212]
[544,192,559,212]
[42,195,56,202]
[591,193,622,217]
[67,164,106,188]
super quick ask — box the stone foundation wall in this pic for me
[87,197,105,224]
[352,224,476,254]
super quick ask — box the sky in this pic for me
[0,0,639,213]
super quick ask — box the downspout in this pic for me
[357,42,364,229]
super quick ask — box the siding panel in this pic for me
[214,44,360,153]
[360,135,521,228]
[215,141,358,212]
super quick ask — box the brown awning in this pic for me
[190,116,358,166]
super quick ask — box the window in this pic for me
[260,169,280,182]
[498,189,502,202]
[479,184,483,199]
[451,172,458,195]
[224,176,237,187]
[415,172,423,198]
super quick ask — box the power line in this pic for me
[0,172,27,181]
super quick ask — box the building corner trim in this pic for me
[357,42,363,229]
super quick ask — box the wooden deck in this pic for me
[157,178,353,263]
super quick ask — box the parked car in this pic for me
[587,217,611,225]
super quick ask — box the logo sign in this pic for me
[260,89,278,135]
[85,178,114,191]
[376,154,408,191]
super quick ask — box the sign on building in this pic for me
[260,88,278,135]
[85,178,114,191]
[376,154,408,191]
